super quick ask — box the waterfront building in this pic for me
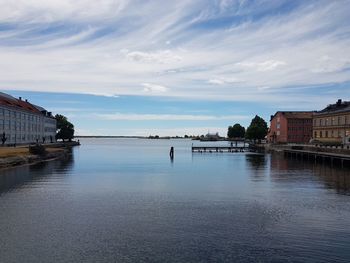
[313,99,350,145]
[268,111,313,143]
[201,132,222,141]
[0,92,56,145]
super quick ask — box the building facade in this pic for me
[313,99,350,145]
[0,92,57,145]
[268,111,313,143]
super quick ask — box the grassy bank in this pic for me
[0,142,79,170]
[0,147,64,158]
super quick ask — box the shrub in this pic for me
[29,144,47,156]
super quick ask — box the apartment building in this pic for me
[0,92,57,145]
[268,111,313,143]
[313,99,350,145]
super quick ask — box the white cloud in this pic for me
[208,77,241,85]
[0,0,349,103]
[142,83,168,93]
[94,113,249,121]
[311,55,350,73]
[0,0,128,23]
[236,60,286,72]
[257,86,271,91]
[208,79,226,85]
[125,50,182,64]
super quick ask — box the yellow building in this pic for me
[313,99,350,145]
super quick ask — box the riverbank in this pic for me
[0,141,80,170]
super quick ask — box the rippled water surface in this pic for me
[1,138,350,262]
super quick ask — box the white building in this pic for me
[0,92,57,145]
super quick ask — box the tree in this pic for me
[227,123,245,138]
[55,114,74,142]
[245,115,268,142]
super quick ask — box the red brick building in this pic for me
[268,112,313,143]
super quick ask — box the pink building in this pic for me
[268,112,313,144]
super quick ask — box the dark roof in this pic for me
[270,111,313,121]
[0,92,42,114]
[315,99,350,116]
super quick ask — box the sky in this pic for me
[1,0,350,136]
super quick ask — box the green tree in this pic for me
[55,114,74,142]
[245,115,268,142]
[227,123,245,138]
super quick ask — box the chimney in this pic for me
[337,99,342,106]
[25,99,28,102]
[19,97,22,101]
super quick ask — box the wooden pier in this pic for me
[192,146,249,153]
[284,149,350,168]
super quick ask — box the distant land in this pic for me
[75,136,145,139]
[74,135,188,139]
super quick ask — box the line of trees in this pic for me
[227,115,268,142]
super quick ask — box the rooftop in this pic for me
[315,99,350,115]
[270,111,314,121]
[0,92,45,115]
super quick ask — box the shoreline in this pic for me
[0,141,80,170]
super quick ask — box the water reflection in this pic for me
[1,139,350,262]
[246,153,267,170]
[314,165,350,195]
[0,153,74,195]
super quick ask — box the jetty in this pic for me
[192,145,250,153]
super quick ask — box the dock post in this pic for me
[170,146,174,160]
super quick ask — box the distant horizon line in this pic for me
[75,135,190,138]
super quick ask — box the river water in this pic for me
[0,138,350,262]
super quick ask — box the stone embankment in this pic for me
[0,141,80,170]
[264,143,350,155]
